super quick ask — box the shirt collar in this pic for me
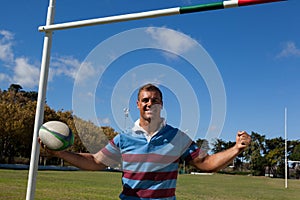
[132,118,166,141]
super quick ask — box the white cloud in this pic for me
[146,27,196,56]
[0,73,11,83]
[75,61,99,83]
[51,56,97,83]
[0,29,91,89]
[99,117,111,125]
[51,56,81,79]
[277,41,300,58]
[0,30,14,63]
[0,30,40,89]
[13,57,40,88]
[0,30,13,41]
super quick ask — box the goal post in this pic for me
[25,0,55,199]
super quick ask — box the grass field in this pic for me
[1,169,299,199]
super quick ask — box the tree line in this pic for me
[205,135,300,178]
[0,84,299,178]
[0,84,117,165]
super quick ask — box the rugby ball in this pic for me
[39,121,74,151]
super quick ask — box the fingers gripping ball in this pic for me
[39,121,74,151]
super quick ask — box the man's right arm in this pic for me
[53,150,107,171]
[39,138,107,171]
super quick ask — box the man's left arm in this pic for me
[191,131,251,172]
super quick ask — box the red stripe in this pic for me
[110,139,116,146]
[122,153,179,163]
[122,188,175,198]
[190,148,201,160]
[123,170,178,181]
[101,147,115,155]
[238,0,283,6]
[100,139,119,156]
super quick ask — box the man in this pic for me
[39,83,251,199]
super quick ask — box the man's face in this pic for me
[137,90,163,122]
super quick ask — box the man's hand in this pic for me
[236,131,251,150]
[38,137,61,156]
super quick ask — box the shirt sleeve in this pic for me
[181,141,208,163]
[94,134,122,169]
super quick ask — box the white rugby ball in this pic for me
[39,121,74,151]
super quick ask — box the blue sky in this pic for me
[0,0,299,143]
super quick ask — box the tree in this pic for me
[244,132,267,176]
[102,126,118,140]
[289,141,300,162]
[211,138,228,153]
[211,138,246,171]
[196,138,210,153]
[289,141,300,179]
[22,91,38,101]
[265,137,285,177]
[0,86,37,163]
[8,84,22,93]
[0,85,121,165]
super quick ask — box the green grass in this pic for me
[0,169,299,199]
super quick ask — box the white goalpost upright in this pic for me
[285,107,288,188]
[25,0,55,199]
[25,0,286,199]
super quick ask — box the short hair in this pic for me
[137,83,163,101]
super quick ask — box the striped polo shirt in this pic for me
[98,121,204,199]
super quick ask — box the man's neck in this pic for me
[139,117,163,136]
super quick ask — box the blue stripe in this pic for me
[123,162,178,172]
[105,143,120,154]
[40,126,71,141]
